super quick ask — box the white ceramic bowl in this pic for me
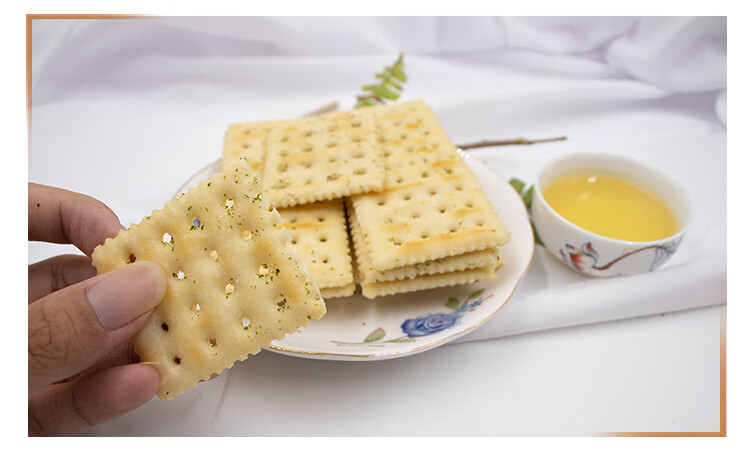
[531,153,689,277]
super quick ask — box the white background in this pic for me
[25,16,729,438]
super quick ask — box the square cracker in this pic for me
[91,159,326,399]
[277,199,354,297]
[347,198,500,282]
[222,120,287,174]
[262,109,386,208]
[359,261,502,299]
[348,100,510,271]
[320,283,356,298]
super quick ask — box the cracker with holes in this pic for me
[262,109,386,208]
[222,120,287,174]
[278,199,355,298]
[347,200,501,283]
[348,100,510,275]
[360,261,503,299]
[91,159,326,399]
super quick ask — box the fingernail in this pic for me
[87,261,167,330]
[140,362,168,387]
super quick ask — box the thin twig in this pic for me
[457,136,567,150]
[302,102,339,117]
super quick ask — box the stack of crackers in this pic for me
[223,100,510,299]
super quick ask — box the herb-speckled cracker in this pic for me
[278,199,355,298]
[262,109,386,208]
[348,100,510,272]
[91,159,326,399]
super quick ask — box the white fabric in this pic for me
[29,17,727,344]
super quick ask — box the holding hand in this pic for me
[28,183,167,436]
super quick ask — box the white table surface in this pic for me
[81,304,722,436]
[28,18,725,436]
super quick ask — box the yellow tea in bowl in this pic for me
[542,173,678,242]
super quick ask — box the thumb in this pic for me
[28,261,166,391]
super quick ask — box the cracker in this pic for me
[262,109,386,208]
[348,100,510,271]
[347,198,500,282]
[360,262,502,299]
[91,159,326,399]
[278,199,354,294]
[320,283,357,298]
[221,120,286,174]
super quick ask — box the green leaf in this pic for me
[373,84,400,100]
[387,79,403,91]
[355,53,407,108]
[389,53,407,80]
[522,185,534,210]
[390,66,406,82]
[389,337,417,343]
[509,178,526,195]
[468,289,485,300]
[364,327,386,342]
[445,297,461,309]
[510,178,545,247]
[356,98,377,107]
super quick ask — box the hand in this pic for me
[28,183,167,436]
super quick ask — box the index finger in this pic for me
[28,183,124,257]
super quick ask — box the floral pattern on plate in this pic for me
[331,289,493,346]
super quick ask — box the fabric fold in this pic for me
[455,253,726,343]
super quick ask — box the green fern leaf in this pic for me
[510,177,545,247]
[355,53,407,108]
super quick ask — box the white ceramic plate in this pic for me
[175,151,534,361]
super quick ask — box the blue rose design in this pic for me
[401,313,461,338]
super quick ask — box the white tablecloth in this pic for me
[28,17,726,435]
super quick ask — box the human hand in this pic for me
[28,183,168,436]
